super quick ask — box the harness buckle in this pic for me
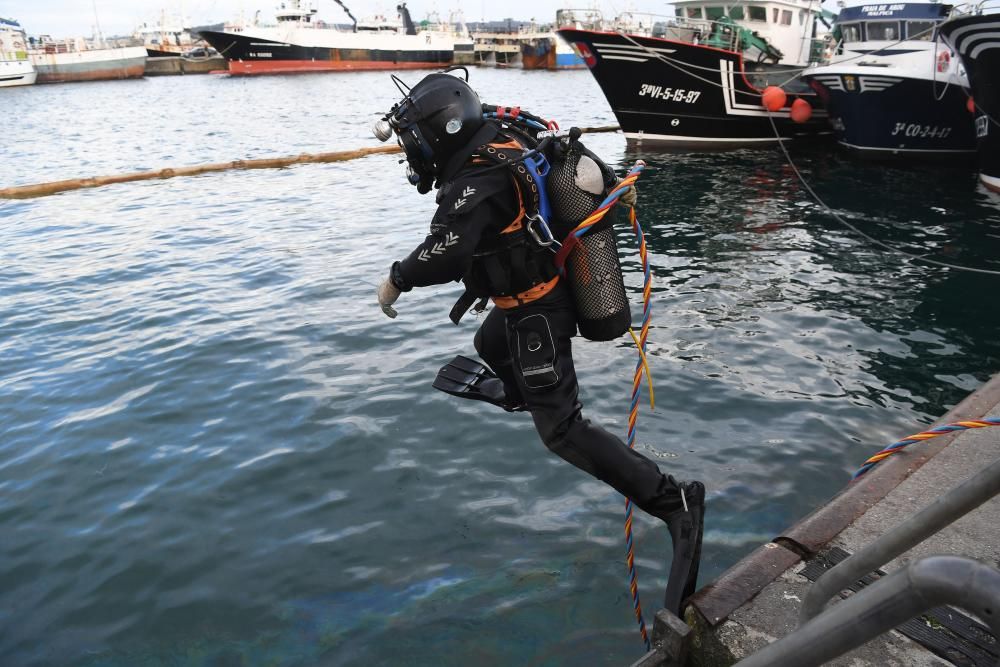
[525,215,560,249]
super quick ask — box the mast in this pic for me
[91,0,106,47]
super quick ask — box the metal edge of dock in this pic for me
[683,371,1000,651]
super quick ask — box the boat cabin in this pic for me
[275,0,319,24]
[1,18,30,63]
[833,3,951,45]
[669,0,824,65]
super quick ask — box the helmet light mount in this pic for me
[371,117,393,143]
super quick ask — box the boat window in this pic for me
[730,6,745,19]
[840,23,862,42]
[706,6,726,20]
[676,7,684,17]
[906,20,935,40]
[686,7,705,19]
[865,21,900,41]
[773,8,779,23]
[781,9,793,25]
[747,6,767,22]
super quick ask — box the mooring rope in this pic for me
[755,113,1000,477]
[853,418,1000,479]
[0,126,622,200]
[560,161,654,650]
[765,111,1000,277]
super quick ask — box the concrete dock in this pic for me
[640,373,1000,666]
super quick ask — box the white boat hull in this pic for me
[0,58,36,87]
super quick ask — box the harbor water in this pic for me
[2,70,999,666]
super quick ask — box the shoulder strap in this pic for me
[469,139,543,221]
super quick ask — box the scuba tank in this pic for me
[547,132,631,342]
[481,106,631,342]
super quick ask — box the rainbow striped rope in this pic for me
[624,193,654,652]
[854,417,1000,479]
[565,164,644,240]
[568,162,653,650]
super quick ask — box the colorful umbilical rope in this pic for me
[624,191,655,652]
[554,163,644,270]
[558,162,654,650]
[854,418,1000,480]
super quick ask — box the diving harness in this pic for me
[452,105,632,342]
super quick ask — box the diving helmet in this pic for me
[373,69,484,194]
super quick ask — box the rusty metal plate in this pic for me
[688,541,801,627]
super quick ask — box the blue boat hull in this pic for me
[804,73,976,157]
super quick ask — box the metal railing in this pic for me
[735,556,1000,667]
[801,455,1000,623]
[731,455,1000,666]
[555,8,667,36]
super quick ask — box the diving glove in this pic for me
[377,277,401,319]
[620,184,637,208]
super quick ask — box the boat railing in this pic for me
[946,0,1000,17]
[555,8,609,31]
[42,42,73,54]
[810,35,835,64]
[28,37,129,55]
[660,16,737,48]
[558,8,820,64]
[554,8,660,35]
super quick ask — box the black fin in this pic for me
[433,355,512,409]
[663,481,706,617]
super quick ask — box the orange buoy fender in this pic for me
[761,86,787,112]
[790,98,813,123]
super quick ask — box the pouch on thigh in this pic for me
[512,313,559,390]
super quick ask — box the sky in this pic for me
[0,1,675,37]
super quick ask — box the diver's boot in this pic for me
[662,480,706,617]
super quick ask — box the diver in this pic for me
[371,69,705,617]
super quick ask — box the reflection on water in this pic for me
[1,71,999,666]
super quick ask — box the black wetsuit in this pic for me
[389,125,687,523]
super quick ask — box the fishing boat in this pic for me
[0,17,36,87]
[198,1,470,75]
[801,3,976,158]
[472,32,522,68]
[938,6,1000,190]
[144,45,226,76]
[557,1,831,147]
[521,33,558,70]
[28,37,146,83]
[551,10,600,69]
[134,11,198,58]
[554,34,586,69]
[519,17,586,70]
